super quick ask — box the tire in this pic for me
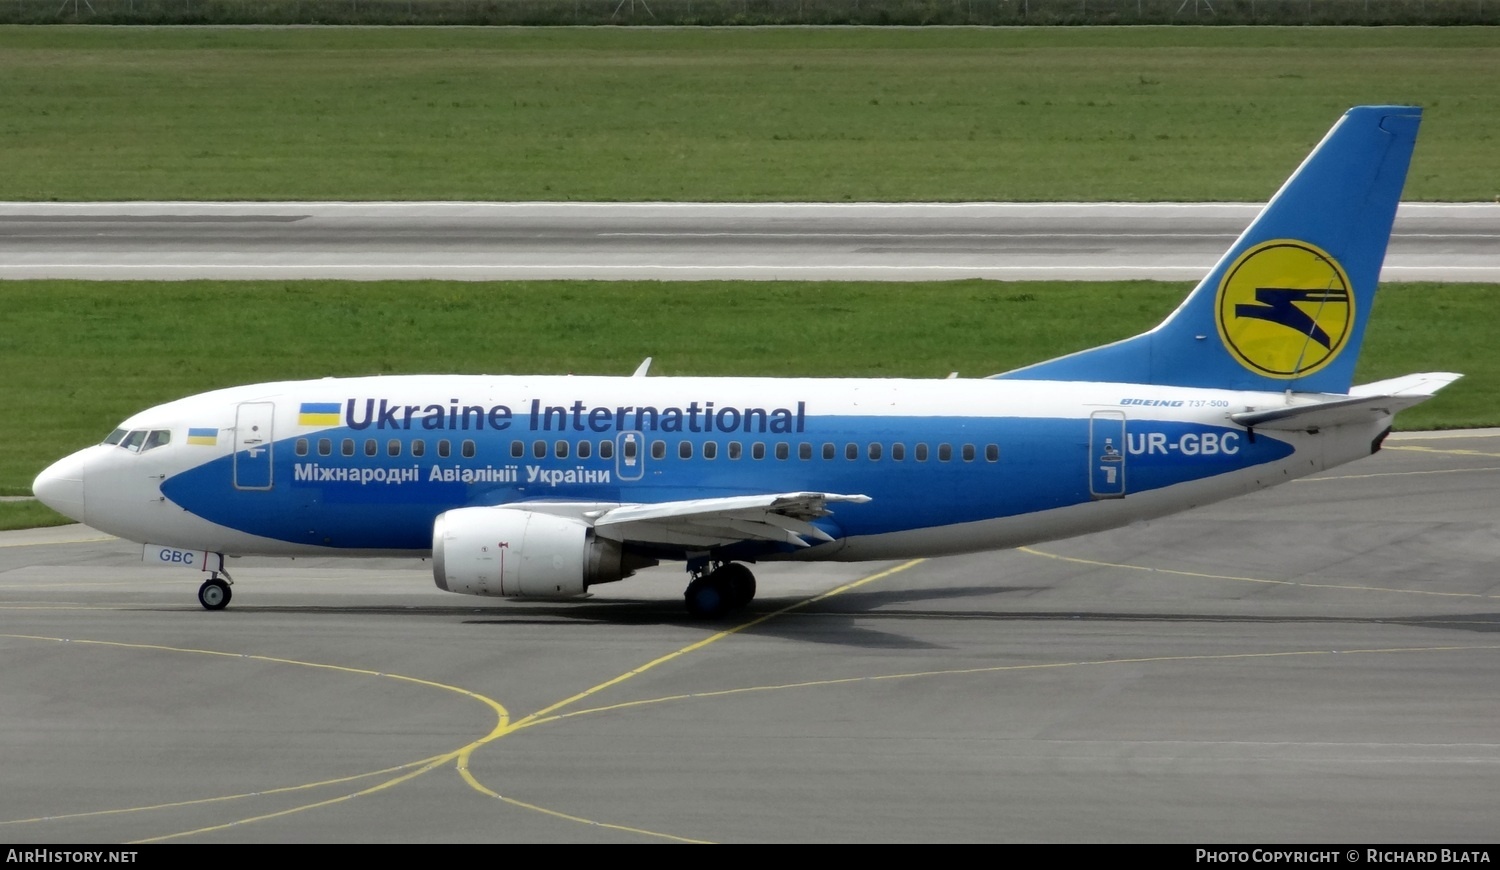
[198,579,231,611]
[716,563,757,609]
[684,575,728,619]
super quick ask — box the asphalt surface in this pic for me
[2,201,1497,282]
[3,430,1497,843]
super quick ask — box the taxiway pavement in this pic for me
[3,431,1497,843]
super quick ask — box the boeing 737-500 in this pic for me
[32,105,1458,618]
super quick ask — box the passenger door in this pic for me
[234,402,275,490]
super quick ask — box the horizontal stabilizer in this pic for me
[1348,371,1464,399]
[1231,372,1461,431]
[591,492,870,548]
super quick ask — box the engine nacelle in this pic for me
[432,507,637,599]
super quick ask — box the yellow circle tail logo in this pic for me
[1215,240,1354,379]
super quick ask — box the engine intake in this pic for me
[432,507,649,599]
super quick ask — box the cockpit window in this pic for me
[143,430,171,451]
[116,429,172,453]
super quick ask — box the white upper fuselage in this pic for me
[33,373,1384,563]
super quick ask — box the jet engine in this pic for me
[431,507,652,598]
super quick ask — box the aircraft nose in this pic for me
[32,453,88,523]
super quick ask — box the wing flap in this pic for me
[592,492,869,548]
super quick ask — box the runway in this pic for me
[3,431,1498,843]
[2,201,1498,282]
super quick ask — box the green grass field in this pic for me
[1,26,1497,201]
[0,501,71,531]
[3,27,1495,528]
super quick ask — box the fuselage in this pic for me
[33,373,1385,563]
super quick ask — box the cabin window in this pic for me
[845,443,859,461]
[752,442,766,460]
[411,439,425,458]
[364,439,378,457]
[679,441,693,460]
[341,439,355,457]
[728,441,743,460]
[822,443,835,460]
[318,438,332,456]
[868,443,882,461]
[703,441,718,460]
[577,440,592,459]
[915,443,929,462]
[438,440,451,459]
[599,440,614,460]
[533,440,546,459]
[892,443,905,461]
[986,444,999,462]
[296,438,309,457]
[961,444,975,462]
[462,440,476,458]
[798,442,812,460]
[387,439,401,457]
[652,441,666,460]
[554,440,569,460]
[511,440,524,459]
[938,444,953,462]
[775,442,789,460]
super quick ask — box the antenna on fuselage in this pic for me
[632,357,653,378]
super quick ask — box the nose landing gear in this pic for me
[197,570,234,611]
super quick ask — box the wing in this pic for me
[586,492,870,549]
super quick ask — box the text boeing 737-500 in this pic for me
[33,106,1459,619]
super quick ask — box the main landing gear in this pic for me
[683,561,757,619]
[197,570,234,611]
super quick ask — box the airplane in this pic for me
[32,105,1459,619]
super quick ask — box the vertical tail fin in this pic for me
[994,105,1421,394]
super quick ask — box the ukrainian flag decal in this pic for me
[187,428,218,446]
[298,402,342,427]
